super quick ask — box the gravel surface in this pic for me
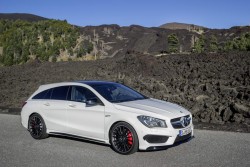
[0,114,249,167]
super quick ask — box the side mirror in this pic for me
[86,99,97,106]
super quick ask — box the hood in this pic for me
[113,98,190,119]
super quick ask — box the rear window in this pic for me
[32,89,52,99]
[51,86,70,100]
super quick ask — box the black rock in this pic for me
[232,103,250,117]
[222,108,233,122]
[232,113,245,123]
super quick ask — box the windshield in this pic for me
[90,83,147,103]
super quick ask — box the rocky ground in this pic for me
[0,52,249,132]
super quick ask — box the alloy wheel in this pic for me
[29,115,43,138]
[111,125,134,154]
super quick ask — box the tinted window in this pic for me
[33,89,52,99]
[90,83,147,103]
[44,89,52,99]
[71,86,98,103]
[51,86,70,100]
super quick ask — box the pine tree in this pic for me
[167,33,179,53]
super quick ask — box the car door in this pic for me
[42,86,70,133]
[66,86,105,140]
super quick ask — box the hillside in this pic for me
[0,19,93,65]
[0,52,249,132]
[0,13,250,66]
[80,24,250,57]
[0,13,47,22]
[159,22,206,33]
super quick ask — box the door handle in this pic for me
[69,104,76,108]
[44,102,50,106]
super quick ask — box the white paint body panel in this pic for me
[21,81,194,150]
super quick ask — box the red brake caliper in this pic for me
[127,130,133,146]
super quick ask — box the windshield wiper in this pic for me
[131,97,147,101]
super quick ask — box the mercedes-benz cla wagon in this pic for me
[21,81,193,154]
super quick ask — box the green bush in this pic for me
[167,33,179,53]
[0,19,89,66]
[193,35,205,53]
[223,32,250,52]
[209,35,218,52]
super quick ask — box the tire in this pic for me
[110,122,139,155]
[28,113,48,139]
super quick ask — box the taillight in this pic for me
[22,101,27,108]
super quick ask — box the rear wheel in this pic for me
[28,113,48,139]
[110,122,139,155]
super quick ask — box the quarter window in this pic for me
[44,89,52,99]
[33,89,52,99]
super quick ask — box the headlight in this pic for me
[137,116,167,128]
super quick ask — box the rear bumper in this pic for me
[20,109,28,129]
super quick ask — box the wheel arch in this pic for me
[29,112,40,118]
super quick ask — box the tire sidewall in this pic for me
[28,113,48,139]
[110,122,139,155]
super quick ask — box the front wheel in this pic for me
[28,113,48,139]
[110,122,139,155]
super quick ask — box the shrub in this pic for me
[167,33,179,53]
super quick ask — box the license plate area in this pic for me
[179,127,192,136]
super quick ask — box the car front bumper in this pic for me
[137,123,194,150]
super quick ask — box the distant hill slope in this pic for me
[160,22,206,30]
[0,13,47,22]
[0,13,250,66]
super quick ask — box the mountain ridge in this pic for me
[159,22,207,31]
[0,13,48,22]
[0,13,247,30]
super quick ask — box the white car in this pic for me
[21,81,194,154]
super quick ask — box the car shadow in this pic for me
[139,136,195,153]
[49,134,195,153]
[49,134,109,147]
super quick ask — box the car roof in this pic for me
[76,80,118,86]
[38,80,117,90]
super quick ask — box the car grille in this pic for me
[171,115,191,129]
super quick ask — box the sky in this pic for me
[0,0,250,28]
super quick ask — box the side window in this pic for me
[44,89,52,99]
[33,88,52,99]
[51,86,70,100]
[71,86,99,103]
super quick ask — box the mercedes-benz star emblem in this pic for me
[180,116,189,127]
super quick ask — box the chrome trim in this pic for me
[171,115,191,128]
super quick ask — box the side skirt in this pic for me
[49,132,109,145]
